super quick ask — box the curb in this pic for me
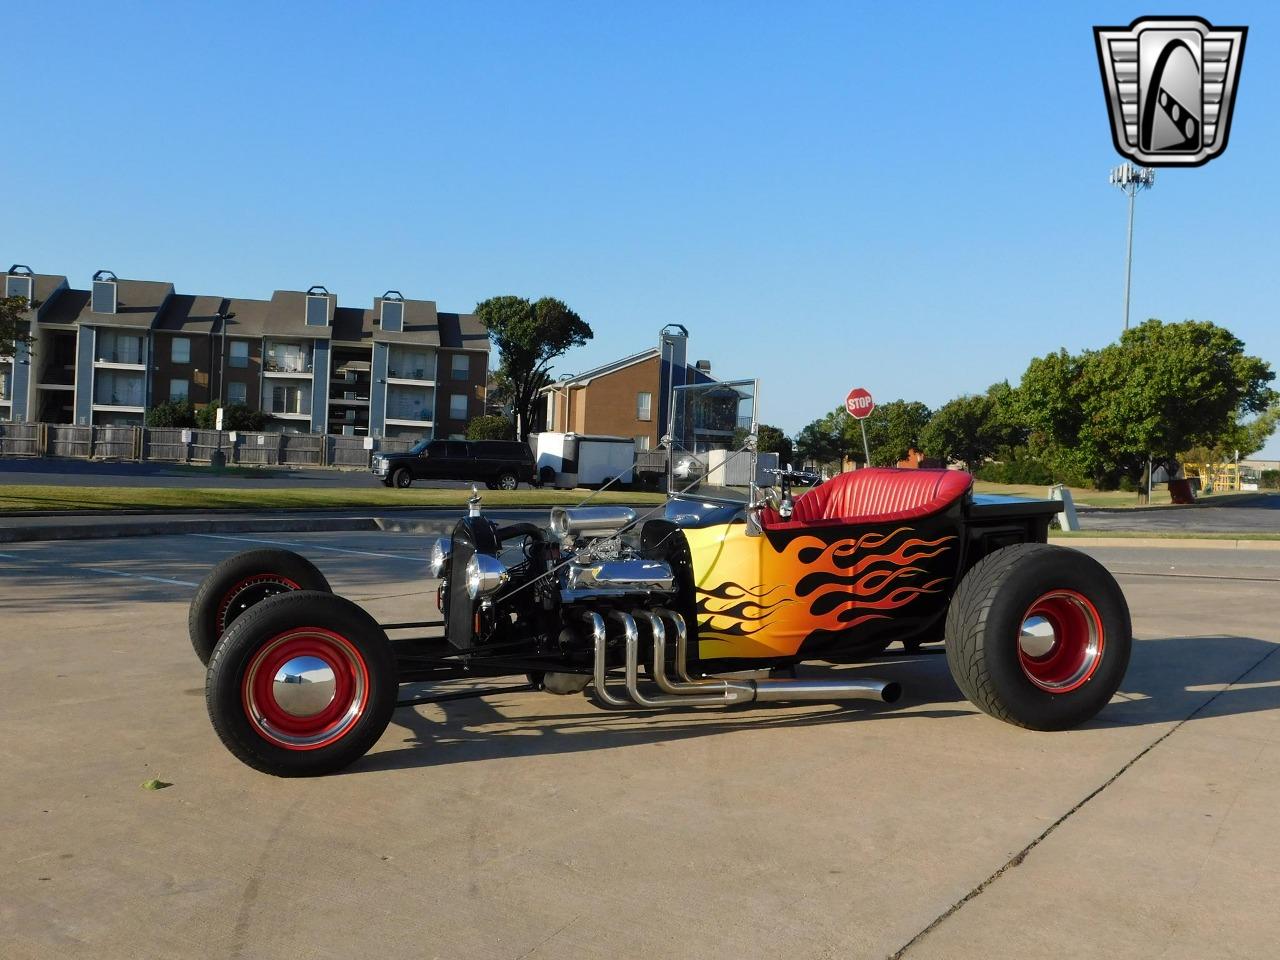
[1052,535,1280,551]
[0,516,382,544]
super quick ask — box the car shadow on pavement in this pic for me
[351,635,1280,775]
[1089,633,1280,728]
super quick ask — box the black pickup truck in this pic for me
[371,439,537,490]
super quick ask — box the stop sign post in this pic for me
[845,388,874,465]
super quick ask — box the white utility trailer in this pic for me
[533,432,637,489]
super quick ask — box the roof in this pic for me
[155,295,229,334]
[39,278,175,330]
[437,312,489,351]
[263,289,335,337]
[539,348,659,392]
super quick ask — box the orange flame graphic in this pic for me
[685,524,956,659]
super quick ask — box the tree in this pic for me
[795,411,845,468]
[467,414,515,441]
[858,399,932,466]
[474,296,592,441]
[195,402,268,431]
[146,399,197,428]
[1019,319,1276,488]
[756,424,794,465]
[0,295,32,358]
[920,382,1026,470]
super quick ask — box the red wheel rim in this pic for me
[1017,590,1105,693]
[217,574,302,634]
[241,628,369,750]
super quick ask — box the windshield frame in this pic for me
[666,377,760,507]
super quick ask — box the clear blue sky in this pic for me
[7,2,1279,456]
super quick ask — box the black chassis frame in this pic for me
[374,493,1063,709]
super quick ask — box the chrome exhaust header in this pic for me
[584,606,902,709]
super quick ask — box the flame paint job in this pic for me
[683,521,958,660]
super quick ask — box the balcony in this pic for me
[94,350,146,368]
[263,357,313,376]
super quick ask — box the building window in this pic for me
[170,379,189,402]
[171,337,191,364]
[637,392,652,421]
[91,279,117,314]
[228,340,249,368]
[451,354,469,380]
[305,294,329,327]
[271,384,308,415]
[96,331,144,365]
[228,382,247,406]
[634,435,650,451]
[381,300,404,333]
[449,393,467,420]
[1,369,11,400]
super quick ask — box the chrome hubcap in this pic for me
[272,655,337,717]
[1018,615,1057,658]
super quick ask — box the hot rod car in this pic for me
[189,380,1131,777]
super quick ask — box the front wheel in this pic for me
[188,548,331,666]
[392,468,412,488]
[205,591,398,777]
[945,544,1131,730]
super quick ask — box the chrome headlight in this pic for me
[465,553,508,600]
[428,537,452,578]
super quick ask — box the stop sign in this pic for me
[845,387,875,419]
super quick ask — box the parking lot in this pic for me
[2,531,1278,959]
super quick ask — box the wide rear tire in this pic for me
[945,544,1131,730]
[205,591,398,777]
[188,548,331,666]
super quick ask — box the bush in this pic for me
[467,415,515,441]
[1261,470,1280,491]
[145,400,197,428]
[973,448,1088,487]
[195,402,268,431]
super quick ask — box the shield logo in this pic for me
[1094,16,1247,167]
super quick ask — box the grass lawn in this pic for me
[0,485,667,513]
[1051,529,1280,542]
[973,481,1174,507]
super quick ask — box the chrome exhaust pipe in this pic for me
[750,677,901,703]
[619,610,754,708]
[648,607,901,705]
[585,610,629,708]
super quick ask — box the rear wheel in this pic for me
[392,468,412,488]
[188,549,331,666]
[945,544,1131,730]
[205,591,398,777]
[496,471,518,490]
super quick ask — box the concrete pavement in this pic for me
[0,535,1277,959]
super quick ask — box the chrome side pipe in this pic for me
[618,611,754,707]
[645,607,901,705]
[585,610,629,708]
[585,606,901,710]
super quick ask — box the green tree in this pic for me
[756,424,794,464]
[0,295,32,357]
[858,399,932,466]
[920,381,1026,470]
[1019,319,1276,488]
[195,402,268,431]
[466,414,516,441]
[474,296,592,441]
[795,411,845,468]
[146,399,197,428]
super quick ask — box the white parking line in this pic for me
[80,567,198,587]
[0,551,198,587]
[192,533,426,562]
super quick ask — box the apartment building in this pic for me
[0,265,490,439]
[539,325,714,450]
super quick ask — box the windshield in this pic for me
[408,439,430,454]
[668,379,758,503]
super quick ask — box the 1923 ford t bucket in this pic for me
[189,380,1131,776]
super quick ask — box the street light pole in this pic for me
[1109,163,1156,331]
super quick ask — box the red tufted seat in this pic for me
[762,468,972,529]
